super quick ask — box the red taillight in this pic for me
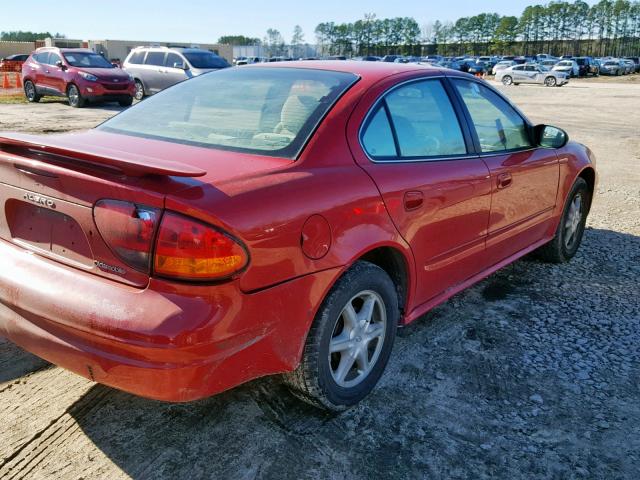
[93,200,160,272]
[153,212,248,281]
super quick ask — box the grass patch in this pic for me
[0,94,26,104]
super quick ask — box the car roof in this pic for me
[246,60,447,85]
[34,47,94,54]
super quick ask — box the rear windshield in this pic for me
[183,51,229,69]
[99,67,357,158]
[63,52,113,68]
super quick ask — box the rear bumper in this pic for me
[0,239,339,401]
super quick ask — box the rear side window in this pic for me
[145,52,165,66]
[362,79,467,160]
[361,108,396,157]
[452,79,531,153]
[128,51,145,64]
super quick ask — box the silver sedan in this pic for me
[496,64,569,87]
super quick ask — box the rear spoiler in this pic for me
[0,133,207,178]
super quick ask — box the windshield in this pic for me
[63,52,113,68]
[99,67,357,158]
[558,61,572,66]
[183,51,229,69]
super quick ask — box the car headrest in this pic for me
[280,95,316,134]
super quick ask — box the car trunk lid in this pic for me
[0,130,291,288]
[0,132,206,288]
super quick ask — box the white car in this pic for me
[492,60,516,75]
[553,60,579,77]
[496,64,569,87]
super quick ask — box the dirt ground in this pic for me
[0,78,639,479]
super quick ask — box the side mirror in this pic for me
[534,124,568,148]
[173,61,188,70]
[56,60,67,70]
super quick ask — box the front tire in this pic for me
[24,80,40,102]
[501,75,513,86]
[134,80,145,101]
[284,261,399,411]
[535,178,590,263]
[545,76,557,87]
[118,96,133,107]
[67,84,85,108]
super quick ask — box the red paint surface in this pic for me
[0,62,596,401]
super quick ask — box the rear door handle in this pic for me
[497,172,512,189]
[403,191,424,211]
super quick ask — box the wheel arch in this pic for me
[358,245,410,315]
[578,166,596,213]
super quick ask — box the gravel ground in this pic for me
[0,79,639,479]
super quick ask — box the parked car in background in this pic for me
[354,56,381,61]
[539,59,559,70]
[599,59,624,76]
[21,47,135,107]
[0,53,29,72]
[0,61,595,411]
[442,60,462,71]
[624,56,640,72]
[553,60,579,77]
[382,55,402,62]
[123,46,229,100]
[497,64,569,87]
[573,57,599,76]
[621,59,635,75]
[492,60,516,75]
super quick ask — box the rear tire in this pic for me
[24,80,40,103]
[502,75,513,86]
[534,178,590,263]
[67,84,85,108]
[283,261,399,411]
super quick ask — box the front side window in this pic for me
[165,52,183,68]
[46,53,62,66]
[99,68,357,158]
[361,79,467,160]
[452,79,531,153]
[182,51,229,69]
[63,52,113,68]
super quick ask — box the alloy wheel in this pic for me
[25,81,35,100]
[329,290,387,388]
[564,193,583,249]
[68,85,79,106]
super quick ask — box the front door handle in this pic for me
[497,172,512,189]
[403,191,424,211]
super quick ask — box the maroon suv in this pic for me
[21,48,135,108]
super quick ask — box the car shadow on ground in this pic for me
[0,337,51,384]
[36,99,129,111]
[30,227,640,477]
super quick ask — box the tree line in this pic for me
[225,1,640,58]
[314,1,640,57]
[0,31,66,42]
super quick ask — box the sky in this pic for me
[2,0,581,44]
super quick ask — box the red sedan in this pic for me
[0,62,596,410]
